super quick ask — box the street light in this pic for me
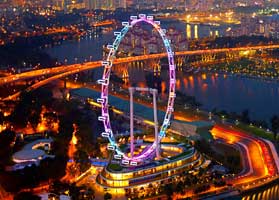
[235,119,239,125]
[221,115,225,123]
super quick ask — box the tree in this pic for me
[271,115,279,139]
[69,183,80,200]
[84,187,95,200]
[104,192,112,200]
[9,88,53,129]
[0,111,4,125]
[50,180,68,194]
[163,183,174,200]
[29,112,41,131]
[175,181,185,195]
[74,150,91,173]
[0,129,16,165]
[14,192,40,200]
[240,109,250,124]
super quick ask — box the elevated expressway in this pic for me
[2,44,279,101]
[1,44,279,86]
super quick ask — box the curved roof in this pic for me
[13,149,45,162]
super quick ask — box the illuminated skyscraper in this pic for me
[85,0,126,10]
[62,0,85,12]
[85,0,97,10]
[12,0,25,6]
[114,0,126,9]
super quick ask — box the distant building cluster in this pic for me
[0,0,127,12]
[56,0,127,12]
[226,15,279,38]
[4,0,127,13]
[2,0,278,11]
[118,26,188,55]
[129,0,277,11]
[0,0,279,45]
[0,0,278,12]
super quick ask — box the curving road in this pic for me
[211,125,279,189]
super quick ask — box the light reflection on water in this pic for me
[45,24,279,122]
[121,65,279,121]
[242,183,279,200]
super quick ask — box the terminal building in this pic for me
[170,119,214,141]
[96,144,208,188]
[6,138,54,171]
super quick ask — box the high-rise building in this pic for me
[126,0,132,7]
[114,0,126,9]
[85,0,126,10]
[132,0,187,11]
[62,0,85,12]
[85,0,96,10]
[12,0,25,6]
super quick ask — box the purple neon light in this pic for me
[100,15,176,163]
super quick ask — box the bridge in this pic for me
[2,44,279,101]
[93,20,114,27]
[1,44,279,87]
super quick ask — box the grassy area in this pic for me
[195,139,242,173]
[214,142,238,157]
[169,132,191,144]
[236,123,274,141]
[119,144,127,151]
[108,163,123,171]
[213,142,242,173]
[168,149,193,161]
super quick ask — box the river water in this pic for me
[45,20,229,64]
[46,33,279,122]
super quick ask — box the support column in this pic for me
[129,87,134,157]
[152,89,160,159]
[64,79,67,89]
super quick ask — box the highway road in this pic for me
[211,125,279,188]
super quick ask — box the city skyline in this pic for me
[1,0,279,10]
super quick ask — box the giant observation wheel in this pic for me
[97,14,176,165]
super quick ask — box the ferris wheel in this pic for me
[97,14,176,166]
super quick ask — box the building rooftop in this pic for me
[12,138,53,163]
[13,149,45,162]
[23,138,53,150]
[173,119,214,128]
